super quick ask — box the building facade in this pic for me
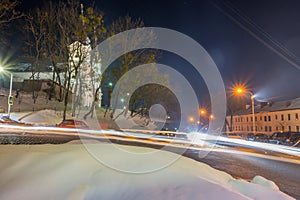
[68,39,102,109]
[226,98,300,135]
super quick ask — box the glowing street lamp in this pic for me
[234,86,256,133]
[0,66,13,118]
[199,109,206,115]
[198,108,206,131]
[189,116,195,123]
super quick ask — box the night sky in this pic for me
[95,0,300,101]
[10,0,300,102]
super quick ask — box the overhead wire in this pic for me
[209,0,300,70]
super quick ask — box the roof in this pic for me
[233,97,300,115]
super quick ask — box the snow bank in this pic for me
[251,175,279,190]
[0,143,294,200]
[12,109,62,126]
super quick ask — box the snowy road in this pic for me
[185,149,300,199]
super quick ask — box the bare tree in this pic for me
[102,15,162,119]
[0,0,22,26]
[0,0,23,47]
[23,8,47,103]
[23,0,106,120]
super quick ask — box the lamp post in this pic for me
[250,93,255,133]
[0,67,13,118]
[198,109,206,131]
[235,86,256,133]
[8,73,13,118]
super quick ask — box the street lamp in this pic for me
[198,108,206,131]
[234,86,256,133]
[0,66,13,118]
[189,116,195,123]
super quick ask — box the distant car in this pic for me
[226,133,243,139]
[246,133,255,141]
[57,119,89,129]
[151,130,188,140]
[253,133,270,143]
[269,132,300,146]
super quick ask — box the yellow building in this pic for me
[226,98,300,135]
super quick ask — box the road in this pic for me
[0,129,299,199]
[184,149,300,199]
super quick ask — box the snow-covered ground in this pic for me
[0,109,297,199]
[0,143,294,200]
[10,109,62,126]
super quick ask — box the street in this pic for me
[185,149,300,199]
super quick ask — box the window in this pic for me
[288,114,291,121]
[296,126,299,132]
[255,116,257,121]
[269,126,272,132]
[275,115,278,120]
[260,116,262,121]
[288,126,291,131]
[281,114,284,121]
[264,116,267,122]
[296,113,299,120]
[265,126,268,131]
[268,116,271,121]
[276,126,278,131]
